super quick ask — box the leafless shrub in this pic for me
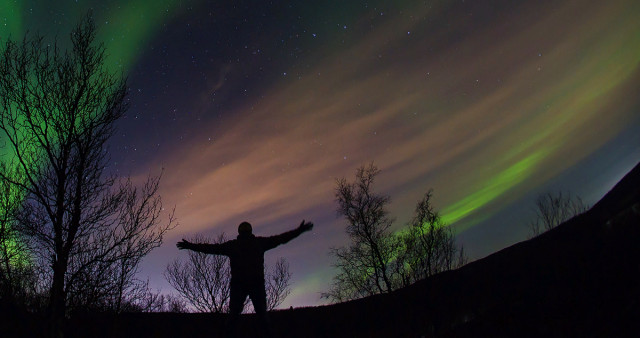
[528,191,588,237]
[165,234,231,313]
[265,258,292,311]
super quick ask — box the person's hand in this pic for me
[298,220,314,232]
[176,239,191,250]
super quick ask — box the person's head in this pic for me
[238,221,252,235]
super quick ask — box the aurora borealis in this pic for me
[1,0,639,308]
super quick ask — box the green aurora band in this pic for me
[437,1,640,231]
[440,149,550,227]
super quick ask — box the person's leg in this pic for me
[226,283,246,338]
[248,283,271,338]
[249,283,267,315]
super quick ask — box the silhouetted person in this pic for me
[177,220,313,337]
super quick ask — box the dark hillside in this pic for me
[262,161,640,337]
[4,162,639,337]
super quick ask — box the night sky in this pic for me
[2,0,639,308]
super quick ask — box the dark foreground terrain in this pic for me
[4,162,639,337]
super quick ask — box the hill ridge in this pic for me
[56,161,640,337]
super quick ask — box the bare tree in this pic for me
[324,166,467,303]
[265,257,292,311]
[165,234,232,313]
[528,191,589,237]
[0,15,174,336]
[399,190,466,284]
[166,234,292,313]
[323,163,398,302]
[61,176,175,314]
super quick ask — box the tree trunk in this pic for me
[49,259,67,338]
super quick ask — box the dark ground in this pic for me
[3,162,639,337]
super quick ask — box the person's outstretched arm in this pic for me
[176,239,231,255]
[263,220,313,251]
